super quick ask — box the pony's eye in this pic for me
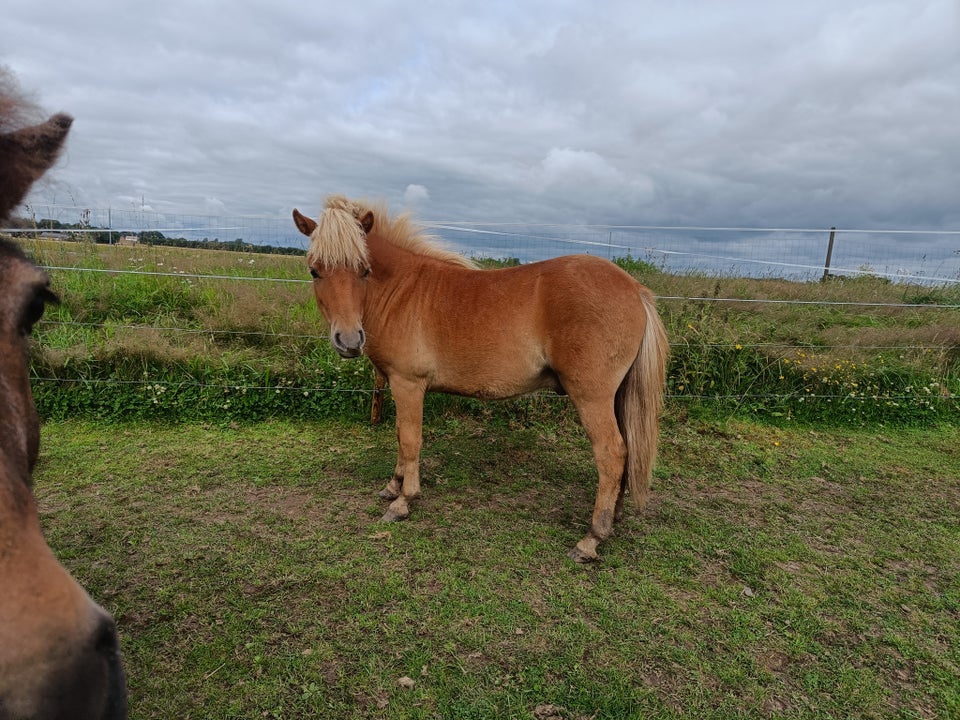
[21,285,59,336]
[310,268,320,279]
[361,267,371,279]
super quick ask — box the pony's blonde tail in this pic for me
[616,291,669,507]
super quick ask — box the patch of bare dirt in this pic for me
[531,703,596,720]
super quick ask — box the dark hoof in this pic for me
[381,509,408,523]
[568,546,598,564]
[378,488,399,500]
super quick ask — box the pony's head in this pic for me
[0,240,127,720]
[293,195,375,358]
[1,68,127,719]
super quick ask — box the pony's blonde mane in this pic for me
[307,195,477,270]
[306,195,370,270]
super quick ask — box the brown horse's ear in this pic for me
[358,210,374,235]
[0,113,73,220]
[292,208,317,236]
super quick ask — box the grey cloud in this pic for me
[3,0,957,231]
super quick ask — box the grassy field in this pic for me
[11,236,960,717]
[37,412,959,719]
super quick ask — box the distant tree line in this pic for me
[5,216,305,256]
[136,231,304,256]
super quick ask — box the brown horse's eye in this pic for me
[21,286,59,336]
[361,267,371,280]
[310,268,320,279]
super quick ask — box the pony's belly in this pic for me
[429,365,561,400]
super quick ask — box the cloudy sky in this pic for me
[4,0,958,230]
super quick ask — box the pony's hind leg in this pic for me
[614,475,628,523]
[568,396,627,563]
[380,377,426,522]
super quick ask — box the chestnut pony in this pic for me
[0,70,126,719]
[294,196,668,562]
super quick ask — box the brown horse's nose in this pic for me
[332,327,365,358]
[94,612,128,720]
[13,605,128,720]
[56,608,128,720]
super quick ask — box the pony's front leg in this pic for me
[380,378,426,522]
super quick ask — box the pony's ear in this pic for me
[292,208,317,236]
[358,210,374,235]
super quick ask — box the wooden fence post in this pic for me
[370,368,387,425]
[821,226,836,281]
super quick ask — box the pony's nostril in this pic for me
[333,329,363,350]
[94,613,120,656]
[93,610,128,719]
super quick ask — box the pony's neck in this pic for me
[362,234,444,334]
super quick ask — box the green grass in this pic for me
[36,413,960,719]
[15,236,960,718]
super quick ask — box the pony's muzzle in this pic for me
[15,607,128,720]
[94,612,128,720]
[331,327,365,358]
[72,609,127,720]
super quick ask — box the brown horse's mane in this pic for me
[307,195,477,270]
[0,67,35,132]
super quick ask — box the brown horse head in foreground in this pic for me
[294,195,669,562]
[0,70,127,720]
